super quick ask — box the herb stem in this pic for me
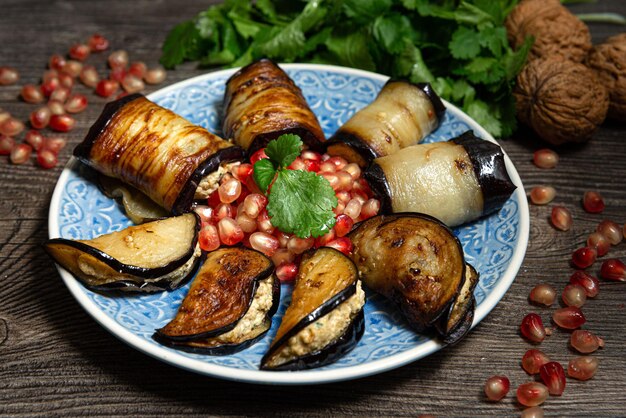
[576,13,626,25]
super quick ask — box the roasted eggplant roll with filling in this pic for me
[365,130,516,227]
[325,80,445,167]
[44,213,201,292]
[222,58,325,155]
[261,247,365,371]
[154,247,280,354]
[349,213,477,344]
[73,93,245,215]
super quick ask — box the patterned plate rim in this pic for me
[48,63,529,385]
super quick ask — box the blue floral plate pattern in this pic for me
[48,64,529,385]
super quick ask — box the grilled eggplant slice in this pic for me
[348,213,467,333]
[98,175,168,224]
[73,93,244,214]
[44,213,201,291]
[365,130,516,227]
[261,247,365,371]
[154,247,279,354]
[222,59,325,155]
[326,80,445,167]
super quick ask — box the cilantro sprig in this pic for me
[252,134,337,239]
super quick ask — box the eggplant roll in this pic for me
[44,213,201,292]
[365,130,516,227]
[222,59,325,155]
[154,247,280,355]
[98,175,168,224]
[325,80,445,167]
[73,94,245,215]
[436,264,479,345]
[261,247,365,371]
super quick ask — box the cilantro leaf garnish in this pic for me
[253,158,277,193]
[265,134,303,168]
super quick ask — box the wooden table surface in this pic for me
[1,1,625,416]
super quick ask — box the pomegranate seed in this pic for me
[0,111,10,124]
[552,306,586,329]
[484,375,509,401]
[30,106,51,129]
[49,114,75,132]
[194,205,214,224]
[302,150,322,161]
[516,382,549,407]
[217,217,244,246]
[304,159,320,172]
[10,144,32,165]
[333,201,346,216]
[249,232,280,257]
[88,33,110,52]
[600,258,625,281]
[47,100,65,115]
[0,135,15,155]
[336,171,353,191]
[597,220,622,245]
[213,203,236,222]
[236,212,258,233]
[144,66,167,84]
[108,50,129,69]
[288,156,307,171]
[529,186,556,205]
[319,161,335,173]
[218,178,242,204]
[95,79,119,97]
[50,86,70,103]
[24,130,44,151]
[343,163,361,180]
[232,163,253,183]
[257,209,274,234]
[528,283,556,307]
[0,118,25,137]
[207,189,221,207]
[587,232,610,257]
[287,236,314,255]
[42,69,58,83]
[271,248,295,266]
[571,247,596,269]
[128,61,147,78]
[568,356,598,380]
[121,74,145,94]
[361,198,380,219]
[80,65,100,88]
[533,149,558,169]
[36,149,58,169]
[329,156,348,170]
[276,262,298,283]
[522,349,550,374]
[562,284,587,308]
[63,60,83,78]
[334,214,354,237]
[250,148,268,165]
[109,67,127,83]
[571,330,604,354]
[57,72,74,89]
[344,198,362,220]
[40,77,60,97]
[20,84,44,104]
[314,229,336,247]
[539,362,566,396]
[321,173,339,190]
[550,206,572,231]
[336,191,351,204]
[44,137,66,153]
[64,94,88,114]
[48,54,67,71]
[243,193,267,218]
[324,237,353,255]
[0,67,19,85]
[582,191,604,213]
[569,271,600,298]
[69,43,90,61]
[520,313,547,343]
[520,406,544,418]
[199,224,220,252]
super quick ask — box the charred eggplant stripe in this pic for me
[224,57,281,86]
[171,146,245,215]
[224,79,303,111]
[362,162,393,214]
[251,126,325,156]
[325,132,379,162]
[451,131,517,216]
[383,79,446,121]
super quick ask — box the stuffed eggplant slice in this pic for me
[365,130,516,227]
[261,247,365,371]
[154,247,280,354]
[325,80,445,167]
[44,213,201,292]
[348,213,477,344]
[222,59,326,155]
[73,93,245,215]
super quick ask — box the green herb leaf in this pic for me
[253,158,277,193]
[267,169,337,238]
[326,29,376,71]
[449,26,482,59]
[160,21,201,69]
[265,134,303,168]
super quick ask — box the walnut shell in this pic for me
[505,0,592,63]
[587,33,626,121]
[514,57,609,145]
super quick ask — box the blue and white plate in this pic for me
[48,64,529,385]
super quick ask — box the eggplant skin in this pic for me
[435,263,479,345]
[73,93,244,214]
[222,58,325,155]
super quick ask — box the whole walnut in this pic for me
[505,0,592,63]
[514,57,609,145]
[586,33,626,121]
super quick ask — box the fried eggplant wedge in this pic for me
[261,248,365,371]
[73,94,244,215]
[44,213,201,292]
[222,59,325,155]
[154,247,280,355]
[365,130,516,227]
[325,80,445,167]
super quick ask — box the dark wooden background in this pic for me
[1,1,625,416]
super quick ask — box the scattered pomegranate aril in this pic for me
[569,271,600,298]
[57,72,74,89]
[0,111,10,124]
[47,100,65,115]
[520,313,547,343]
[108,50,129,69]
[49,86,70,103]
[529,186,556,205]
[533,149,558,169]
[44,137,66,154]
[88,34,110,52]
[550,206,572,231]
[562,284,587,308]
[528,283,556,307]
[63,60,83,78]
[121,74,145,94]
[568,356,598,381]
[334,214,354,237]
[36,149,58,169]
[597,220,622,245]
[484,375,510,401]
[42,69,59,83]
[49,114,76,132]
[40,77,60,97]
[95,79,119,97]
[0,117,25,137]
[582,191,605,213]
[20,84,44,104]
[552,306,586,329]
[522,349,550,374]
[570,330,604,354]
[69,43,90,61]
[520,406,544,418]
[217,217,244,246]
[0,135,15,155]
[198,224,220,252]
[276,262,298,283]
[0,67,19,85]
[600,258,625,281]
[571,246,596,269]
[109,67,127,83]
[10,144,32,165]
[587,232,610,257]
[539,361,566,396]
[24,130,44,151]
[64,94,88,114]
[128,61,147,78]
[249,232,280,257]
[516,382,549,407]
[324,237,353,255]
[30,106,52,129]
[48,54,67,72]
[287,236,314,255]
[80,65,100,88]
[144,66,167,84]
[243,193,267,218]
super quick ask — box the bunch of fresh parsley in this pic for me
[161,0,531,138]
